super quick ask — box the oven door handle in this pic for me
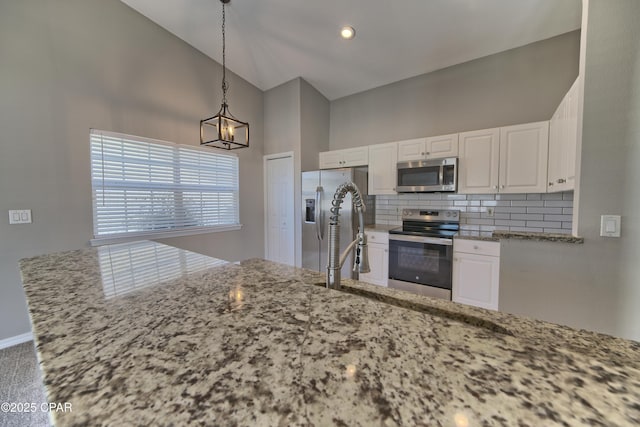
[389,234,453,246]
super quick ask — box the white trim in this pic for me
[263,152,295,260]
[90,224,242,246]
[0,332,33,350]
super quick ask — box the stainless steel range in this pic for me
[388,209,459,300]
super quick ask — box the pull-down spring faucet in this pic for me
[326,182,370,289]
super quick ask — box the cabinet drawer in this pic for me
[365,230,389,245]
[454,239,500,257]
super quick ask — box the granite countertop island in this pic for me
[20,241,639,426]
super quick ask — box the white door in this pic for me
[265,154,295,265]
[452,252,500,310]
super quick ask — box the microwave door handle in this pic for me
[438,164,444,186]
[315,186,323,241]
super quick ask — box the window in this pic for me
[90,129,240,245]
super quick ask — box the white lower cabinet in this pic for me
[452,240,500,310]
[358,231,388,286]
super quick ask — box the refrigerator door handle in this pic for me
[316,186,323,241]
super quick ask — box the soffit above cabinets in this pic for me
[121,0,581,101]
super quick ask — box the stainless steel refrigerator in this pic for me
[302,168,369,279]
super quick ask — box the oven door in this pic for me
[388,234,453,290]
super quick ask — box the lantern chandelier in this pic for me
[200,0,249,150]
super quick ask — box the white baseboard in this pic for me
[0,332,33,350]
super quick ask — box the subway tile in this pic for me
[511,226,544,233]
[527,207,563,214]
[544,201,573,207]
[511,200,544,207]
[419,193,443,200]
[495,219,526,227]
[543,214,573,222]
[492,200,513,207]
[563,191,574,201]
[479,225,497,232]
[481,200,497,207]
[460,224,480,231]
[495,193,527,200]
[526,193,542,200]
[468,194,496,200]
[563,208,574,215]
[526,221,562,228]
[493,207,527,214]
[511,213,544,221]
[562,222,573,229]
[375,198,389,205]
[465,218,496,226]
[462,212,481,219]
[466,207,482,213]
[494,224,509,231]
[468,200,481,207]
[454,201,469,206]
[541,192,563,200]
[444,194,468,200]
[492,213,511,220]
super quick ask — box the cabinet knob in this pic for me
[549,182,554,186]
[493,186,498,190]
[426,152,430,155]
[420,152,425,155]
[500,185,505,189]
[557,178,566,184]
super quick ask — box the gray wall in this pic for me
[263,78,329,267]
[501,0,640,341]
[0,0,265,342]
[300,79,330,172]
[330,31,580,149]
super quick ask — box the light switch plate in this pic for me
[8,209,32,224]
[600,215,621,237]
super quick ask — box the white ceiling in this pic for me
[121,0,582,101]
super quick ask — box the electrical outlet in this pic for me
[8,209,32,224]
[486,207,495,217]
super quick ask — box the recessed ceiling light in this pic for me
[340,26,355,40]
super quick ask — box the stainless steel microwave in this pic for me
[396,157,457,193]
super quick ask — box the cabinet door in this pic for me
[319,151,343,169]
[499,121,549,194]
[342,147,369,167]
[425,133,459,158]
[358,243,388,286]
[562,77,580,191]
[458,128,500,194]
[452,252,499,310]
[368,142,398,195]
[397,138,427,162]
[547,102,565,192]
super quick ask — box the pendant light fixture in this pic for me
[200,0,249,150]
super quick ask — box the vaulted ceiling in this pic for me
[121,0,582,100]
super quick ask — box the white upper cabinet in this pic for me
[319,146,369,169]
[548,76,580,192]
[368,142,398,195]
[458,122,549,194]
[458,128,500,194]
[499,121,549,193]
[397,134,458,162]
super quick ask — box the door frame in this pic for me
[263,151,295,264]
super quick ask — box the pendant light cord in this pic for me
[221,1,228,105]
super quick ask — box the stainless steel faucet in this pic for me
[326,182,370,289]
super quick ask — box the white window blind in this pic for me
[90,129,240,244]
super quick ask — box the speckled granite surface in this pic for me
[19,241,639,426]
[455,231,500,242]
[492,230,584,243]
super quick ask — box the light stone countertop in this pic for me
[19,241,639,426]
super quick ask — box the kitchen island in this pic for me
[20,241,639,426]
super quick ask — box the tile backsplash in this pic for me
[374,192,573,234]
